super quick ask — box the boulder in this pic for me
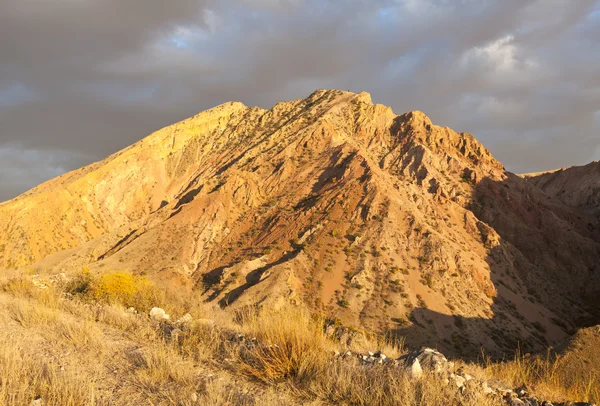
[396,347,454,375]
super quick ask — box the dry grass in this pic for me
[304,362,501,406]
[9,299,59,327]
[483,348,599,404]
[234,306,331,384]
[0,271,597,405]
[1,276,37,297]
[0,336,98,406]
[54,318,105,352]
[230,306,501,405]
[178,320,225,362]
[127,345,200,404]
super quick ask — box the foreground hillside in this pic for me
[0,271,597,405]
[0,89,599,361]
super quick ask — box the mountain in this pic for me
[1,89,599,359]
[523,161,600,219]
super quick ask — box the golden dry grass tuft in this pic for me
[483,348,599,404]
[9,299,59,327]
[0,336,98,406]
[128,345,199,403]
[54,318,105,352]
[304,362,500,406]
[234,306,331,384]
[1,276,38,297]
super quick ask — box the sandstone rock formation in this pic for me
[0,89,598,359]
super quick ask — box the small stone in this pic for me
[453,375,466,388]
[149,307,170,321]
[191,393,198,402]
[515,385,529,398]
[31,397,43,406]
[481,381,493,395]
[125,307,136,314]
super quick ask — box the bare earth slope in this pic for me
[1,90,599,359]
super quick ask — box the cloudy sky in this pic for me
[1,0,599,201]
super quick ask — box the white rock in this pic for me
[149,307,170,321]
[453,375,466,388]
[481,382,494,395]
[406,358,423,379]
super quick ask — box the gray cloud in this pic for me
[1,0,599,201]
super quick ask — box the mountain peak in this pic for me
[399,110,433,127]
[354,91,373,104]
[1,90,598,361]
[193,100,249,118]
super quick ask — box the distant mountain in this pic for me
[523,161,600,218]
[1,89,599,359]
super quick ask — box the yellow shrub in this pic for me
[68,270,164,312]
[92,272,164,311]
[92,272,139,303]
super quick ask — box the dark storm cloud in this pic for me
[1,0,599,201]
